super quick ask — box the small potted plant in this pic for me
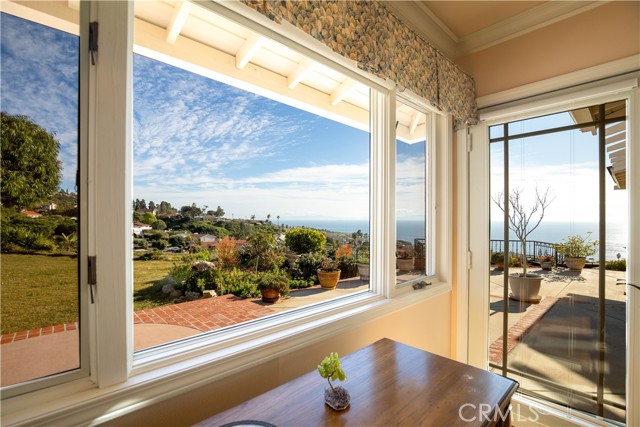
[256,271,290,303]
[318,352,350,411]
[553,233,598,272]
[317,257,341,289]
[396,247,414,272]
[538,254,553,271]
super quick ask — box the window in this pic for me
[0,10,85,390]
[1,1,451,418]
[395,100,433,285]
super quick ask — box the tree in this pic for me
[493,188,553,277]
[1,112,62,209]
[213,206,225,218]
[141,212,157,225]
[152,219,166,230]
[148,201,156,211]
[180,203,202,218]
[158,201,173,214]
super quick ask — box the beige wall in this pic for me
[456,1,640,97]
[108,292,451,426]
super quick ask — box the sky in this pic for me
[0,12,628,226]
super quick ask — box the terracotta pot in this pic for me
[317,269,341,289]
[260,288,280,303]
[508,273,543,303]
[565,256,586,271]
[357,263,370,282]
[396,258,414,272]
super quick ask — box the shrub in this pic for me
[152,239,169,250]
[553,234,598,258]
[335,243,352,259]
[289,278,313,289]
[216,236,240,268]
[136,250,165,261]
[133,238,148,249]
[605,259,626,271]
[245,229,284,272]
[169,234,188,248]
[210,268,259,298]
[285,228,326,254]
[293,252,324,281]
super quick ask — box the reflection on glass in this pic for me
[395,102,427,285]
[0,12,80,386]
[489,102,627,423]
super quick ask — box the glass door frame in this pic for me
[462,78,639,426]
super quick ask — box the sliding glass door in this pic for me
[486,101,629,422]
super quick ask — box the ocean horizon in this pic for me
[282,219,628,261]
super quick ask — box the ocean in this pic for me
[282,219,629,261]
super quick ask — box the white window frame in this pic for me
[0,1,453,424]
[461,74,640,426]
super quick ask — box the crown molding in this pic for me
[381,1,458,59]
[384,1,608,60]
[477,55,640,109]
[457,1,606,57]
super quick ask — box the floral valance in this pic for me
[241,0,478,129]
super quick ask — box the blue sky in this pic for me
[1,13,79,192]
[1,12,626,225]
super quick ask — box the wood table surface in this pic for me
[196,338,518,427]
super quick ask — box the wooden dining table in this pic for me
[196,338,518,427]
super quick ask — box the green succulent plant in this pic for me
[317,352,346,392]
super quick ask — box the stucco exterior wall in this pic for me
[456,1,640,97]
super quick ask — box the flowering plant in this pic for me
[553,234,598,258]
[319,257,340,271]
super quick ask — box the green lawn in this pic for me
[1,253,176,334]
[1,254,79,334]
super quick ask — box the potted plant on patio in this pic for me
[257,270,290,303]
[553,233,598,272]
[317,257,341,289]
[318,352,350,411]
[396,247,414,272]
[493,187,553,303]
[538,254,554,271]
[356,256,370,282]
[491,252,505,270]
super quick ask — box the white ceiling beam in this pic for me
[606,132,626,145]
[166,0,192,44]
[235,33,266,70]
[330,79,358,106]
[606,122,625,135]
[607,141,625,152]
[287,58,315,89]
[408,111,422,135]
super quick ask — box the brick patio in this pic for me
[1,295,274,344]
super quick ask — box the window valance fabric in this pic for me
[241,0,478,129]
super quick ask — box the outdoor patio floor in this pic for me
[489,266,627,422]
[0,277,369,387]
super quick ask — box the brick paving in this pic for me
[489,296,559,365]
[1,295,274,344]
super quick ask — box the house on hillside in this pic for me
[132,222,152,236]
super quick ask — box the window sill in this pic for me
[1,281,450,427]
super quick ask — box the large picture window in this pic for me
[132,6,372,351]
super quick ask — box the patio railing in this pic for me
[490,239,562,265]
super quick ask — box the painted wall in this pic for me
[107,292,451,426]
[456,1,640,97]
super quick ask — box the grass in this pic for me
[133,256,176,311]
[1,253,178,334]
[1,254,79,334]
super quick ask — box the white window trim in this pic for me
[0,1,454,425]
[462,73,640,426]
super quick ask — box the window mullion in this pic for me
[91,0,134,387]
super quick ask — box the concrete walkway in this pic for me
[488,266,627,422]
